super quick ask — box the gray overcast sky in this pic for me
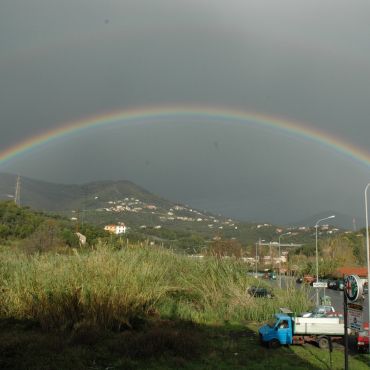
[1,0,370,225]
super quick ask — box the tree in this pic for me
[22,220,64,253]
[321,236,356,267]
[205,239,244,258]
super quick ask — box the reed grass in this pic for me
[0,244,311,330]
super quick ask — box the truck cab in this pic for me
[259,314,293,347]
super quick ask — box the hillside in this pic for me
[0,173,173,212]
[0,173,344,250]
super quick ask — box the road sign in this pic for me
[348,305,364,332]
[313,282,328,288]
[344,275,363,302]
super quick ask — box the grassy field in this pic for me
[0,243,368,369]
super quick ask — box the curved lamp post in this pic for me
[315,215,335,306]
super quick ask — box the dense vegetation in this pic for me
[0,202,368,369]
[289,232,367,277]
[0,201,109,248]
[0,244,310,329]
[1,243,368,369]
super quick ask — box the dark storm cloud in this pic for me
[1,0,370,224]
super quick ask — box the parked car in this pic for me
[247,286,274,298]
[334,279,344,291]
[327,280,337,289]
[357,322,369,353]
[301,305,336,318]
[262,271,277,280]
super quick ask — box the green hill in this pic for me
[0,201,109,249]
[0,173,173,212]
[0,173,344,252]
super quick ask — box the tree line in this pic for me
[0,201,109,252]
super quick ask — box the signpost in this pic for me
[344,275,364,333]
[344,274,364,303]
[348,303,363,332]
[313,282,328,288]
[343,274,365,369]
[313,281,328,304]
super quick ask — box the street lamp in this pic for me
[255,241,258,278]
[364,184,370,353]
[278,232,291,288]
[255,239,264,278]
[315,215,335,306]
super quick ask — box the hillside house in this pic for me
[145,205,157,210]
[104,224,127,234]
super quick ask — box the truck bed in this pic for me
[293,317,344,336]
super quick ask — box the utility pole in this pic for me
[269,242,272,269]
[255,240,259,278]
[14,175,21,206]
[76,209,80,233]
[343,279,349,370]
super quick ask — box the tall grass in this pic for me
[159,256,311,323]
[0,244,311,330]
[0,244,172,330]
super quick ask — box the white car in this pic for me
[301,305,336,318]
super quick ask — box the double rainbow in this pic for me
[1,105,369,170]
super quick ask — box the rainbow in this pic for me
[1,105,370,170]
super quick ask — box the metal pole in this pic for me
[255,241,258,278]
[364,183,370,353]
[343,279,349,370]
[278,237,281,288]
[278,232,291,289]
[314,215,335,306]
[269,242,272,270]
[315,224,319,306]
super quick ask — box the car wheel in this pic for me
[268,339,281,349]
[318,336,329,349]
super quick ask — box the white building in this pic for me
[104,224,127,234]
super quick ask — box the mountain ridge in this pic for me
[0,173,354,230]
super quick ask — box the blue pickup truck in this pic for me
[259,313,345,349]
